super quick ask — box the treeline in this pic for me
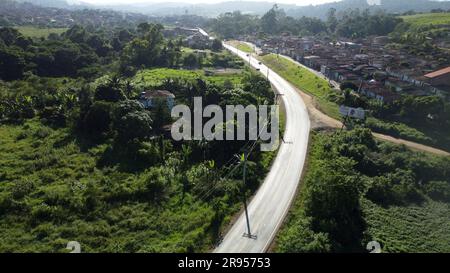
[210,6,402,38]
[0,23,163,80]
[277,128,450,253]
[0,0,150,28]
[0,23,226,82]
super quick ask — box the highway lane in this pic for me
[214,44,311,253]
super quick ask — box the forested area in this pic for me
[276,129,450,253]
[210,6,402,39]
[0,21,278,252]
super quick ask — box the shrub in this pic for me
[277,217,331,253]
[34,126,52,139]
[425,181,450,202]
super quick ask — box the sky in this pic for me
[79,0,342,6]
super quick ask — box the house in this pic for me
[424,66,450,87]
[303,56,321,70]
[139,90,175,111]
[185,32,211,49]
[359,81,399,103]
[385,78,414,92]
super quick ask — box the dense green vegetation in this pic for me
[0,120,219,252]
[390,13,450,65]
[276,129,450,253]
[400,12,450,26]
[0,21,280,252]
[0,73,277,252]
[210,6,401,39]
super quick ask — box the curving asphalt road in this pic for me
[213,43,311,253]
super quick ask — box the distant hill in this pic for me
[10,0,450,19]
[98,1,297,17]
[14,0,74,9]
[14,0,95,9]
[90,0,450,19]
[287,0,450,19]
[401,12,450,26]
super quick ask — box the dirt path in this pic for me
[372,133,450,156]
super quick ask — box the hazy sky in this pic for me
[80,0,342,6]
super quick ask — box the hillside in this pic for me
[14,0,450,19]
[275,130,450,253]
[401,12,450,26]
[392,12,450,50]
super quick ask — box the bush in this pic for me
[135,167,172,203]
[34,126,52,139]
[425,181,450,202]
[83,101,113,137]
[277,217,331,253]
[366,118,432,144]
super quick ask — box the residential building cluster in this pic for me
[242,34,450,103]
[164,27,213,49]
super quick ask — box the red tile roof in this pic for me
[424,67,450,79]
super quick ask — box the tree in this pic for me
[113,100,153,143]
[64,25,88,44]
[211,39,223,52]
[83,101,113,136]
[211,11,259,39]
[326,8,338,33]
[94,77,126,102]
[304,158,365,251]
[277,217,331,253]
[0,48,25,80]
[86,34,111,57]
[121,23,164,68]
[183,53,200,68]
[261,5,280,34]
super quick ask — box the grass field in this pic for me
[131,68,246,90]
[15,26,68,39]
[400,13,450,26]
[226,41,254,53]
[258,54,341,119]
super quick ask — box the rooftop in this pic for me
[141,90,175,99]
[424,66,450,79]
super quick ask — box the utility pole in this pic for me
[242,151,257,240]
